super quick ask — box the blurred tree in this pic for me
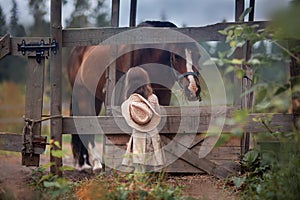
[66,0,109,28]
[27,0,50,36]
[9,0,26,37]
[0,5,8,35]
[92,0,110,27]
[0,0,27,84]
[66,0,90,27]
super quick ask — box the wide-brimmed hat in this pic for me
[121,94,161,132]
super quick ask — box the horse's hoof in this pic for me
[92,160,103,174]
[74,163,92,173]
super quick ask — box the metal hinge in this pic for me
[17,39,58,63]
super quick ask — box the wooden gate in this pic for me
[0,0,295,179]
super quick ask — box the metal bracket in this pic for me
[17,39,58,63]
[22,135,48,155]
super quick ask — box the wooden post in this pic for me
[242,0,256,152]
[234,0,251,156]
[103,0,120,172]
[129,0,137,27]
[233,0,244,107]
[111,0,120,28]
[105,0,119,115]
[248,0,255,22]
[50,0,63,176]
[105,0,120,113]
[22,58,45,166]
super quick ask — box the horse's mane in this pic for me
[137,20,177,28]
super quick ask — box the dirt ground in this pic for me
[0,153,238,200]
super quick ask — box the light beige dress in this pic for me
[122,94,165,167]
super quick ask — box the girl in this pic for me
[121,67,165,172]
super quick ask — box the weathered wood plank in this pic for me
[6,22,267,56]
[162,136,234,178]
[104,144,204,173]
[104,133,240,174]
[111,105,235,117]
[61,21,266,47]
[164,152,205,173]
[0,34,11,59]
[105,144,206,173]
[22,58,45,166]
[0,133,22,152]
[0,133,47,154]
[50,0,63,175]
[62,113,293,134]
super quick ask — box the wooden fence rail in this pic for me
[1,21,266,59]
[0,111,293,153]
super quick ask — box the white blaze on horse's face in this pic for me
[185,48,198,98]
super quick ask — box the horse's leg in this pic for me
[72,85,100,171]
[88,96,103,172]
[70,94,91,170]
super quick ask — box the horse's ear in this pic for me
[170,52,178,65]
[170,52,176,69]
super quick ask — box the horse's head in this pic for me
[137,20,202,102]
[170,43,202,101]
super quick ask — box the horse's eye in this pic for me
[174,54,180,60]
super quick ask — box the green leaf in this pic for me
[242,149,259,164]
[233,109,249,123]
[255,87,267,105]
[252,116,261,122]
[231,127,244,137]
[54,141,61,148]
[43,181,61,188]
[233,176,246,188]
[39,162,54,171]
[236,41,245,48]
[239,7,253,21]
[231,58,244,65]
[291,84,300,94]
[51,150,64,158]
[214,134,232,148]
[226,30,234,42]
[39,174,53,184]
[274,83,290,96]
[59,165,74,171]
[255,101,271,110]
[247,58,261,65]
[218,30,227,35]
[230,40,236,47]
[224,66,235,74]
[236,68,245,79]
[234,26,243,37]
[226,47,237,57]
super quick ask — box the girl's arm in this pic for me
[148,94,161,114]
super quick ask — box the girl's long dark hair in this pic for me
[125,67,153,99]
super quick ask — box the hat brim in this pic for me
[121,94,161,132]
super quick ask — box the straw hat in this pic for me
[121,94,161,132]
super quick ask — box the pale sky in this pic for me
[0,0,291,29]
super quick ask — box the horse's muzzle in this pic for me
[185,84,201,101]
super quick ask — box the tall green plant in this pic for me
[216,3,300,199]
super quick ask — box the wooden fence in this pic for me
[0,0,297,179]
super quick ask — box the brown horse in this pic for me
[67,21,202,170]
